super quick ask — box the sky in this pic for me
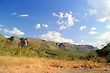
[0,0,110,48]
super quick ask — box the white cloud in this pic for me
[42,24,48,28]
[88,41,105,49]
[40,31,104,49]
[0,28,2,31]
[91,40,106,49]
[88,9,97,15]
[89,31,98,35]
[97,16,110,23]
[0,25,4,27]
[75,18,80,22]
[59,25,66,30]
[0,25,4,30]
[76,40,105,49]
[4,36,9,38]
[2,27,25,36]
[41,31,74,44]
[78,31,110,48]
[11,12,16,16]
[3,29,11,33]
[89,27,97,35]
[13,12,16,15]
[96,32,110,48]
[11,27,25,36]
[91,27,96,31]
[80,25,87,30]
[20,14,29,17]
[53,11,75,29]
[11,12,29,17]
[35,24,48,29]
[86,0,110,22]
[12,12,16,16]
[53,13,58,17]
[35,24,41,29]
[84,9,97,16]
[106,25,110,29]
[0,25,24,37]
[98,32,110,40]
[81,40,84,43]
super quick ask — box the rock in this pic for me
[18,38,28,48]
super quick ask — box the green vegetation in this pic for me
[85,43,110,63]
[0,34,95,60]
[96,43,110,62]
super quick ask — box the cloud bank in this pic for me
[41,31,74,44]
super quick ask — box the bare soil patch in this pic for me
[0,56,109,73]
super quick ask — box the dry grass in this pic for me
[0,56,109,73]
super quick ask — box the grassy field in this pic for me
[0,35,110,73]
[0,35,90,60]
[0,56,109,73]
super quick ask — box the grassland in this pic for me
[0,56,109,73]
[0,35,110,73]
[0,34,90,60]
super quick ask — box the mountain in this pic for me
[95,43,110,62]
[0,35,96,60]
[55,42,96,52]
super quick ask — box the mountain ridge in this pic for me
[0,34,97,60]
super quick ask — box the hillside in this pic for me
[0,34,96,60]
[95,43,110,62]
[0,35,110,73]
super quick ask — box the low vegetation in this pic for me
[0,34,110,73]
[0,56,109,73]
[0,34,90,60]
[1,34,110,63]
[85,43,110,63]
[96,43,110,62]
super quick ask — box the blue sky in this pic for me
[0,0,110,48]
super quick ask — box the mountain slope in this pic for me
[96,43,110,62]
[0,35,96,60]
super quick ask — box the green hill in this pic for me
[85,43,110,63]
[95,43,110,62]
[0,34,96,60]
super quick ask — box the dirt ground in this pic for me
[0,56,110,73]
